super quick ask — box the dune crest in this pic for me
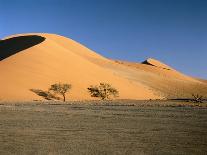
[0,33,206,101]
[142,58,172,70]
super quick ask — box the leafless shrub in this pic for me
[191,94,204,103]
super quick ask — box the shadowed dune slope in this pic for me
[0,33,206,101]
[0,35,45,61]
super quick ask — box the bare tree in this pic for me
[87,83,119,100]
[49,83,72,102]
[192,94,203,103]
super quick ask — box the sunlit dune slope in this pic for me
[0,33,157,101]
[0,33,206,101]
[112,60,207,98]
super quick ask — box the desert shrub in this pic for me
[87,83,119,100]
[191,94,204,103]
[49,83,72,102]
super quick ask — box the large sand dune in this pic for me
[0,33,206,101]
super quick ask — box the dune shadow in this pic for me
[142,60,170,70]
[0,35,45,61]
[142,60,155,67]
[30,89,61,101]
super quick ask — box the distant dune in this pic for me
[0,33,206,101]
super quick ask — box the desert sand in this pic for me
[0,33,206,101]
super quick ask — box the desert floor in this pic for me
[0,101,206,155]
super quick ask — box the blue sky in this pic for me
[0,0,207,79]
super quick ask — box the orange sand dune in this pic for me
[0,33,206,101]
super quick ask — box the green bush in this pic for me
[87,83,119,100]
[49,83,72,102]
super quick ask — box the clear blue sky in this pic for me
[0,0,207,79]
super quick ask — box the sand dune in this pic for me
[0,33,206,101]
[142,58,172,70]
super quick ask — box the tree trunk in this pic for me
[63,94,66,102]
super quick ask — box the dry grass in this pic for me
[0,102,206,155]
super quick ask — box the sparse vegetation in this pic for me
[87,83,119,100]
[191,94,204,103]
[49,83,72,102]
[0,103,206,154]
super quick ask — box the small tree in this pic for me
[49,83,71,102]
[87,83,119,100]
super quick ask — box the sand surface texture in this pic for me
[0,33,206,101]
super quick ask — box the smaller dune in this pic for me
[142,58,172,70]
